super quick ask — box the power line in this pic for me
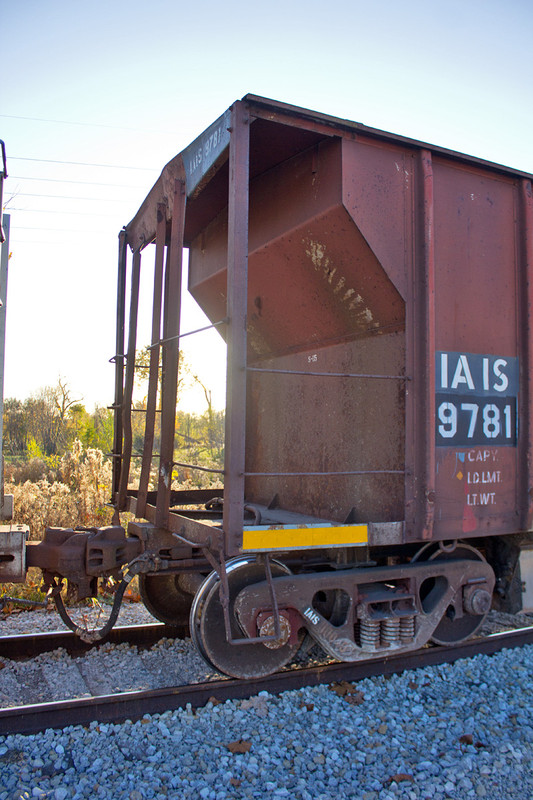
[10,239,110,246]
[9,207,120,217]
[7,192,124,202]
[11,225,118,233]
[10,156,157,171]
[11,175,144,188]
[0,113,179,135]
[10,237,119,245]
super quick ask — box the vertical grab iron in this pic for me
[137,202,168,520]
[223,101,251,556]
[112,231,128,508]
[155,179,186,530]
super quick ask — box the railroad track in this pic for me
[1,624,532,736]
[0,621,188,660]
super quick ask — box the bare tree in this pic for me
[25,379,80,456]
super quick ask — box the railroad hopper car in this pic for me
[2,95,533,678]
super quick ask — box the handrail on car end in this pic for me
[0,141,7,178]
[0,140,7,244]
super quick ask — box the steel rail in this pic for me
[0,622,188,660]
[1,626,532,736]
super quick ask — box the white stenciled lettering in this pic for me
[480,492,496,505]
[440,353,448,389]
[303,607,320,625]
[189,147,202,173]
[483,404,500,438]
[504,405,512,438]
[437,352,515,396]
[493,359,509,392]
[451,355,475,390]
[461,403,478,438]
[483,357,490,391]
[437,398,515,445]
[467,471,502,484]
[467,449,499,462]
[438,402,457,438]
[467,492,497,506]
[203,126,224,159]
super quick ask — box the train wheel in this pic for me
[190,556,302,679]
[139,574,194,628]
[415,543,491,645]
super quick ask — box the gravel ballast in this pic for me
[0,615,532,800]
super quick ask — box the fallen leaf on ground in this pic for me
[387,774,414,784]
[330,680,365,703]
[241,696,268,717]
[226,740,252,754]
[330,680,353,696]
[345,691,365,706]
[207,696,221,706]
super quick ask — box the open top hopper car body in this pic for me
[5,96,533,677]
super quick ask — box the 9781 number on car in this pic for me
[436,395,517,446]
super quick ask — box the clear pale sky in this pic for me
[2,0,532,413]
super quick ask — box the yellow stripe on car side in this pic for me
[242,524,368,551]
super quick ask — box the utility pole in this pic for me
[0,140,12,520]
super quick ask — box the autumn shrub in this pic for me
[1,438,225,608]
[4,457,57,485]
[59,439,113,526]
[5,439,113,541]
[171,465,224,491]
[1,571,48,606]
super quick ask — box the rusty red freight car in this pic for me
[3,96,533,677]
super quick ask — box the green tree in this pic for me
[2,380,116,463]
[87,406,114,453]
[67,403,115,454]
